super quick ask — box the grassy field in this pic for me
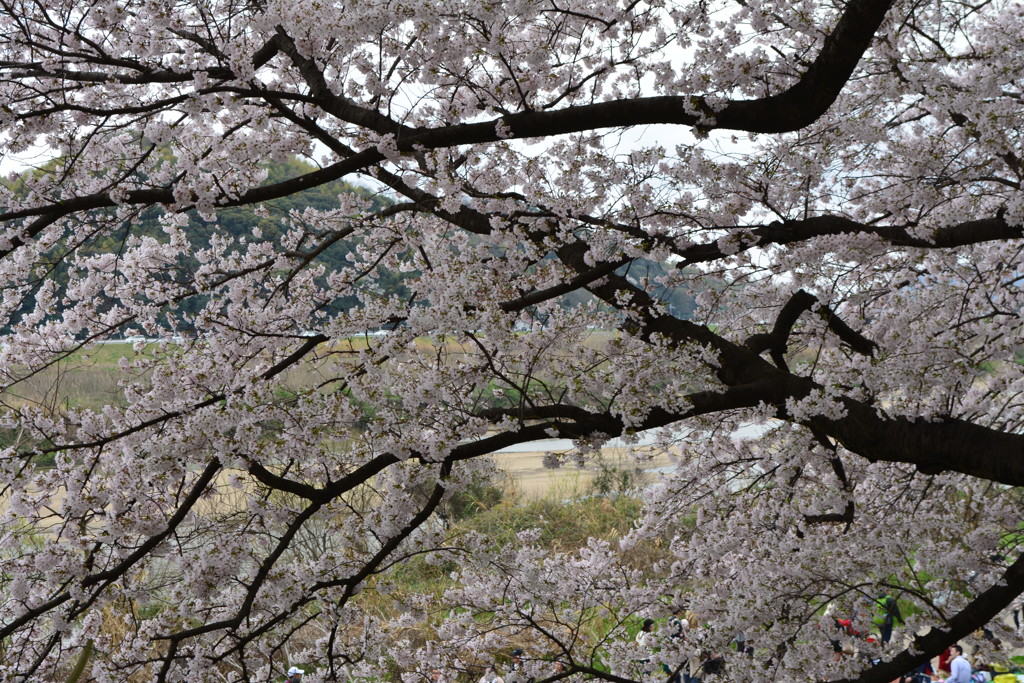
[1,343,136,412]
[0,336,366,412]
[0,330,621,411]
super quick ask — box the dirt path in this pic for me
[492,447,677,497]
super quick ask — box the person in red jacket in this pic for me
[937,647,952,676]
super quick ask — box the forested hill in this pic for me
[156,156,698,321]
[1,156,405,332]
[2,155,697,332]
[120,155,392,274]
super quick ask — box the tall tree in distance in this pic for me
[0,0,1022,681]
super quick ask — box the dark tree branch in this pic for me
[673,216,1024,266]
[746,289,878,369]
[566,263,1024,486]
[272,27,417,139]
[804,500,855,526]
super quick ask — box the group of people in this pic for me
[894,644,972,683]
[828,593,905,660]
[824,596,996,683]
[634,605,730,683]
[280,601,1005,683]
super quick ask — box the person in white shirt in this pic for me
[635,618,655,675]
[939,644,970,683]
[480,665,505,683]
[636,618,655,648]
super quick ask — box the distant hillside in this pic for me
[1,156,403,333]
[3,157,700,334]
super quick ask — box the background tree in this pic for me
[0,0,1022,681]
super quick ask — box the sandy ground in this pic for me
[491,446,678,497]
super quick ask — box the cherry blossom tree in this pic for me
[0,0,1022,681]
